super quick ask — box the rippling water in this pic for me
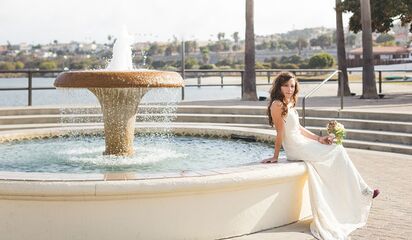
[0,135,280,173]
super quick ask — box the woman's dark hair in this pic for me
[267,72,299,127]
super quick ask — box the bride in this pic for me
[261,72,379,240]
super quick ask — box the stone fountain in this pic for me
[54,28,183,156]
[0,28,310,240]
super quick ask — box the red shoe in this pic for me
[372,189,380,199]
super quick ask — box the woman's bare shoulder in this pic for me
[270,100,283,111]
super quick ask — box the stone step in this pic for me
[297,109,412,122]
[0,114,103,125]
[1,121,410,155]
[302,117,412,133]
[0,106,410,123]
[2,113,411,134]
[342,139,412,155]
[0,106,101,116]
[0,105,267,116]
[307,127,412,146]
[0,113,269,125]
[0,122,271,132]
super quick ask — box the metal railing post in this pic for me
[180,40,185,80]
[181,40,185,101]
[28,71,33,106]
[197,73,201,87]
[240,70,244,99]
[340,71,343,110]
[302,98,306,127]
[267,71,270,83]
[220,72,224,88]
[378,71,382,94]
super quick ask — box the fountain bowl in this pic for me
[54,70,184,88]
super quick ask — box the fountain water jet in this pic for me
[54,29,183,156]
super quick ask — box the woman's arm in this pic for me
[262,102,284,163]
[300,125,333,145]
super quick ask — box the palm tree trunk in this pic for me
[335,0,351,96]
[243,0,257,101]
[360,0,378,98]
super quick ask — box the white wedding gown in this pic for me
[281,106,374,240]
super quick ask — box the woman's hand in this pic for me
[318,135,334,145]
[261,156,278,164]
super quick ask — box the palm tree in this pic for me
[335,0,351,96]
[243,0,257,101]
[360,0,378,98]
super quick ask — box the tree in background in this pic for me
[179,41,197,53]
[269,40,278,50]
[232,32,239,44]
[296,38,308,55]
[256,41,270,50]
[232,32,241,51]
[217,32,225,41]
[243,0,257,101]
[345,33,357,47]
[0,62,16,70]
[200,47,210,64]
[310,34,333,49]
[279,39,297,50]
[147,43,161,56]
[15,61,25,69]
[308,53,334,69]
[340,0,410,98]
[342,0,412,33]
[39,61,57,70]
[335,0,351,96]
[376,33,395,43]
[361,0,378,98]
[164,44,176,56]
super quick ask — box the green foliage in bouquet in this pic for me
[326,120,346,145]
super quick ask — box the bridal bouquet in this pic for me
[326,120,346,145]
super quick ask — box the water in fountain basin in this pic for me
[0,135,280,174]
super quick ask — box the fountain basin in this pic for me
[0,125,310,240]
[54,70,184,88]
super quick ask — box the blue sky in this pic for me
[0,0,350,44]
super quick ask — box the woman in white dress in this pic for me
[261,72,379,240]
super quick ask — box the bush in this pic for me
[15,61,25,69]
[308,53,334,69]
[270,62,280,69]
[199,64,215,69]
[255,62,270,69]
[218,65,231,70]
[162,65,178,71]
[0,62,16,70]
[185,57,198,69]
[39,61,58,70]
[215,59,232,66]
[151,60,166,69]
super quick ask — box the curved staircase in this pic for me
[0,105,411,155]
